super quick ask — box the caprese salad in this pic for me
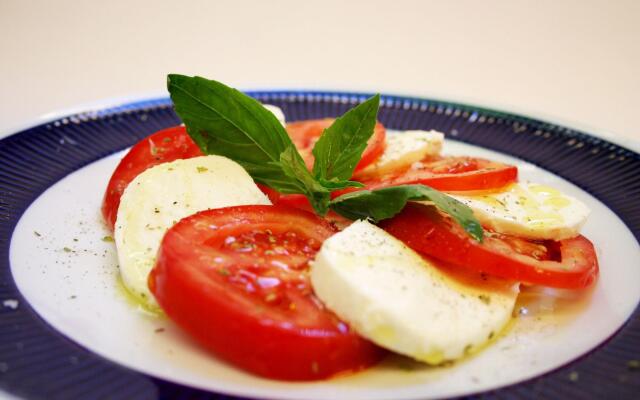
[102,75,599,381]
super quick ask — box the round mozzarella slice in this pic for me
[262,104,286,126]
[115,155,271,309]
[356,130,444,178]
[449,182,590,240]
[311,220,519,364]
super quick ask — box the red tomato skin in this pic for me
[275,193,310,210]
[256,183,281,203]
[279,156,517,213]
[380,203,598,289]
[149,205,383,380]
[361,157,518,192]
[101,126,202,230]
[285,119,387,172]
[273,193,353,229]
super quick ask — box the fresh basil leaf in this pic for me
[167,74,306,193]
[329,184,483,241]
[279,146,330,214]
[312,94,380,181]
[317,178,365,190]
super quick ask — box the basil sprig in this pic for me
[329,185,483,241]
[168,74,328,213]
[168,74,483,241]
[312,94,380,189]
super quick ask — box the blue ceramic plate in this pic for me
[1,92,639,399]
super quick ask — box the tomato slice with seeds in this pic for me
[360,156,518,192]
[274,193,354,229]
[101,126,202,230]
[380,203,598,289]
[286,118,386,172]
[149,205,383,380]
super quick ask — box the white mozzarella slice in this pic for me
[310,220,518,364]
[262,104,286,126]
[356,130,444,178]
[115,155,271,309]
[449,182,590,240]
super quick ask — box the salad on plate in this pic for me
[101,75,599,381]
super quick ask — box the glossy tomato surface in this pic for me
[279,155,518,214]
[360,156,518,192]
[381,203,598,289]
[149,205,383,380]
[286,118,386,172]
[101,126,202,229]
[274,193,354,229]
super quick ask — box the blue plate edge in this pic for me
[0,91,637,399]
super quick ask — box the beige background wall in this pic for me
[1,0,638,149]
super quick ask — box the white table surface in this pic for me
[0,1,639,399]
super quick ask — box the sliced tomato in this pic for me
[380,203,598,289]
[101,126,202,230]
[275,193,309,210]
[256,183,281,204]
[286,118,386,172]
[149,205,383,380]
[360,156,518,192]
[275,193,354,229]
[278,156,517,214]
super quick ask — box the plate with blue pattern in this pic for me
[1,92,639,399]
